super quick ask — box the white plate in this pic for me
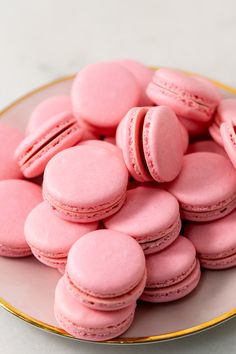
[1,72,236,345]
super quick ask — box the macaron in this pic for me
[178,116,210,138]
[0,179,42,257]
[15,112,84,178]
[141,237,201,302]
[104,186,181,254]
[167,152,236,221]
[65,230,146,311]
[43,145,128,223]
[26,96,72,135]
[71,62,141,134]
[24,201,98,270]
[0,124,23,180]
[220,122,236,168]
[209,98,236,146]
[78,139,122,158]
[55,277,136,341]
[117,59,154,106]
[117,106,183,182]
[185,210,236,269]
[187,140,226,156]
[147,68,221,122]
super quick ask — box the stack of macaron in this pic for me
[1,59,236,341]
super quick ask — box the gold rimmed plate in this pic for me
[1,70,236,345]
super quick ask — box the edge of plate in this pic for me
[1,68,236,345]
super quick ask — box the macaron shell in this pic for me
[104,186,180,243]
[117,59,154,106]
[43,145,128,221]
[187,140,226,156]
[208,122,224,146]
[220,122,236,169]
[25,201,98,257]
[185,210,236,259]
[26,95,72,135]
[141,259,201,303]
[0,179,42,257]
[200,253,236,270]
[145,237,196,287]
[117,107,151,182]
[71,62,141,131]
[66,230,146,298]
[54,277,136,341]
[167,152,236,215]
[143,106,183,182]
[0,124,23,180]
[78,139,122,158]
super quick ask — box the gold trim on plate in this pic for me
[1,68,236,344]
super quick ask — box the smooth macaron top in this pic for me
[0,179,42,251]
[71,62,141,131]
[117,59,154,106]
[145,237,196,287]
[66,229,146,297]
[26,96,72,135]
[55,277,136,329]
[0,124,23,180]
[185,210,236,258]
[43,145,128,209]
[104,186,180,241]
[25,201,98,256]
[167,152,236,208]
[143,106,184,182]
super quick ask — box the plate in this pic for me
[1,72,236,345]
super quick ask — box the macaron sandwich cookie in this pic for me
[24,201,98,270]
[15,112,84,178]
[64,230,146,311]
[116,105,184,182]
[220,121,236,169]
[209,98,236,146]
[167,152,236,222]
[104,186,181,254]
[55,277,136,341]
[146,68,221,122]
[185,210,236,269]
[0,179,42,257]
[43,145,128,222]
[71,62,141,135]
[0,124,23,180]
[141,237,201,302]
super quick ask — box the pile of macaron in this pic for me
[1,59,236,341]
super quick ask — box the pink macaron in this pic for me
[178,116,210,138]
[54,277,136,341]
[24,201,98,270]
[78,139,123,158]
[220,122,236,169]
[0,179,42,257]
[167,152,236,221]
[187,140,226,156]
[185,210,236,269]
[117,59,154,106]
[141,237,201,302]
[0,124,23,180]
[117,106,183,182]
[104,186,181,254]
[209,98,236,146]
[26,96,72,135]
[43,145,128,223]
[65,229,146,311]
[71,62,141,134]
[15,112,84,178]
[147,68,221,122]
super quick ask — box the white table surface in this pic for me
[1,0,236,352]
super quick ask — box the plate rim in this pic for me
[1,68,236,345]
